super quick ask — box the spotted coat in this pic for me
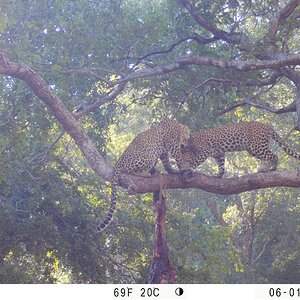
[181,121,300,177]
[96,119,190,232]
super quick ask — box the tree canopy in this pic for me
[0,0,299,283]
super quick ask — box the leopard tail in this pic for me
[95,177,118,233]
[272,130,300,160]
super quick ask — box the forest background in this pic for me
[0,0,300,284]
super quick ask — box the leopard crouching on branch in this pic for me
[181,121,300,178]
[95,119,190,232]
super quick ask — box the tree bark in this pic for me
[148,191,176,284]
[122,170,300,196]
[0,51,112,180]
[110,54,300,87]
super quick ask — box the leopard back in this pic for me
[95,119,190,232]
[182,121,299,177]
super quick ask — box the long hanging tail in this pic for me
[95,184,117,232]
[272,130,300,160]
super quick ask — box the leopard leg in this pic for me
[149,166,159,176]
[160,152,179,174]
[214,154,225,178]
[248,146,278,172]
[149,160,159,176]
[258,153,278,172]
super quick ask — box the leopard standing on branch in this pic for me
[95,119,190,232]
[181,121,300,178]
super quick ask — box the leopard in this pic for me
[181,121,300,178]
[95,119,190,232]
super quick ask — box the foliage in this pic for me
[0,0,299,283]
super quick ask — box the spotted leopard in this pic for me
[95,119,190,232]
[181,121,300,177]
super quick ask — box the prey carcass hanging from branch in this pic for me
[148,191,176,284]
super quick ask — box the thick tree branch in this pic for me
[280,68,300,83]
[110,54,300,87]
[121,171,300,195]
[0,50,113,180]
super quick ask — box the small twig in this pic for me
[218,98,297,116]
[178,77,238,110]
[0,102,15,127]
[28,131,65,165]
[217,83,294,116]
[75,82,126,118]
[26,169,41,180]
[34,66,118,84]
[133,34,217,69]
[252,235,276,265]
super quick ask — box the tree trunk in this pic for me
[148,191,176,284]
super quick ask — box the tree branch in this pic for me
[205,198,228,226]
[180,0,242,44]
[0,50,113,180]
[149,192,176,284]
[252,235,276,266]
[28,130,65,165]
[109,54,300,87]
[0,100,15,127]
[134,34,218,67]
[121,170,300,195]
[178,77,238,109]
[34,66,118,84]
[217,98,296,116]
[268,0,299,45]
[75,82,126,118]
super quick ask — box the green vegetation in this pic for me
[0,0,299,283]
